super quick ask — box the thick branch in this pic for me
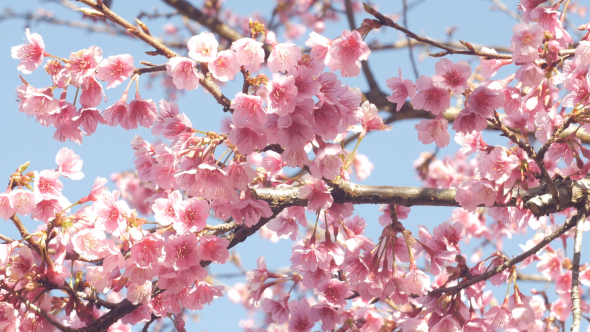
[430,210,585,296]
[252,177,590,218]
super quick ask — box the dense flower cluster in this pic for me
[4,0,590,331]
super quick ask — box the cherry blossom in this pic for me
[415,117,450,147]
[328,30,370,77]
[166,57,200,91]
[97,54,134,89]
[187,31,218,62]
[68,46,103,87]
[410,75,451,115]
[11,28,45,74]
[386,68,417,110]
[209,50,240,82]
[431,58,471,94]
[231,38,265,72]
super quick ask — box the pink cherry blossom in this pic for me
[452,109,488,134]
[71,228,108,260]
[209,50,240,82]
[309,143,345,180]
[410,76,451,115]
[293,65,320,101]
[482,148,522,184]
[126,92,158,129]
[93,190,130,236]
[479,47,513,78]
[0,193,14,220]
[431,58,471,94]
[298,178,333,212]
[386,68,416,111]
[402,268,431,295]
[225,161,257,191]
[231,198,273,227]
[511,23,543,63]
[44,59,70,89]
[152,99,193,139]
[318,279,353,307]
[97,54,134,89]
[130,233,165,268]
[415,117,450,148]
[291,241,329,273]
[174,200,211,233]
[166,56,200,91]
[9,189,35,216]
[78,177,108,204]
[267,75,298,116]
[68,46,103,87]
[197,235,230,264]
[229,126,268,155]
[6,246,34,280]
[103,93,131,129]
[231,38,265,72]
[231,93,267,129]
[536,249,564,280]
[86,266,113,293]
[32,196,70,223]
[187,31,218,62]
[359,101,391,138]
[563,76,590,108]
[152,190,182,226]
[309,305,343,332]
[312,101,342,140]
[455,179,496,212]
[74,107,107,136]
[268,43,301,73]
[431,316,461,332]
[328,30,370,77]
[262,297,290,325]
[164,234,200,270]
[267,206,307,240]
[127,280,152,305]
[515,62,544,88]
[33,170,63,203]
[465,85,505,118]
[287,300,314,332]
[55,147,84,180]
[190,281,224,310]
[17,84,60,117]
[12,28,45,74]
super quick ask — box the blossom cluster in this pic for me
[4,0,590,331]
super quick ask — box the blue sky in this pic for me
[1,0,588,331]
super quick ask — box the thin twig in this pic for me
[363,3,512,59]
[344,0,380,91]
[489,0,521,21]
[430,211,585,295]
[402,0,419,80]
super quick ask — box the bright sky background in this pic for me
[0,0,589,331]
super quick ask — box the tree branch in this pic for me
[75,0,231,110]
[252,176,590,218]
[430,209,585,296]
[363,3,576,60]
[570,204,587,332]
